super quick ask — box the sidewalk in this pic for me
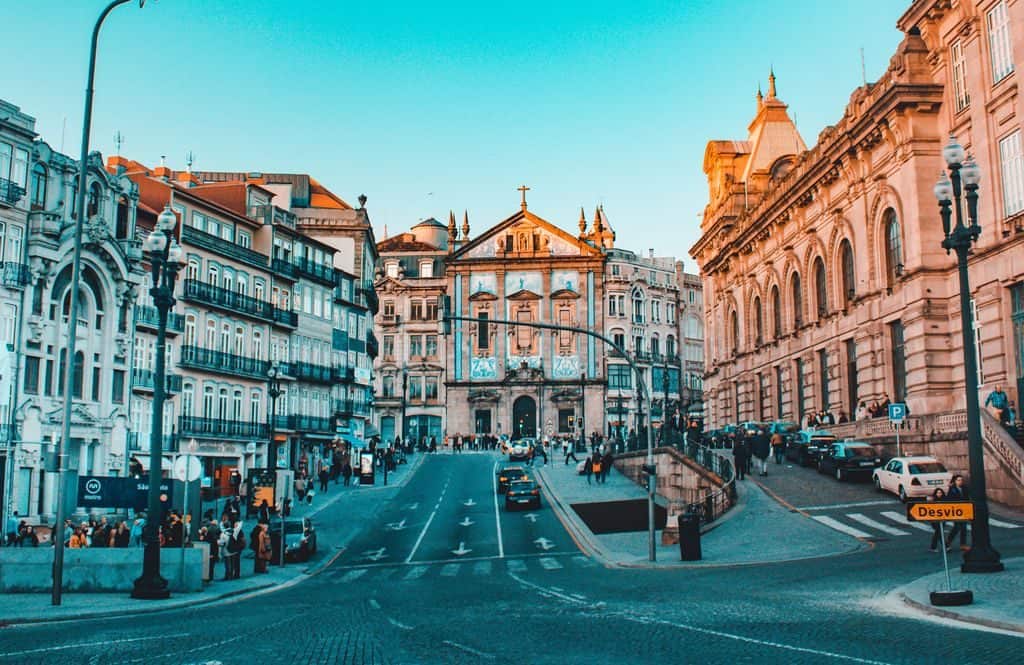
[535,457,864,568]
[894,557,1024,634]
[0,453,426,626]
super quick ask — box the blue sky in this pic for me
[3,1,906,265]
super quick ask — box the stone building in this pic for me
[692,4,1024,432]
[373,218,449,444]
[444,194,606,440]
[676,267,705,419]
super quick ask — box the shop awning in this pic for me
[132,455,174,471]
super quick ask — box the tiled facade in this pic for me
[693,2,1024,428]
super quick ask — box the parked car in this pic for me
[768,421,800,442]
[785,430,837,466]
[496,465,529,493]
[817,441,882,481]
[508,438,535,461]
[873,456,953,502]
[268,517,317,562]
[505,479,541,510]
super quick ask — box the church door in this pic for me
[512,396,537,438]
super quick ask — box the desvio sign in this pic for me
[77,476,174,510]
[906,502,974,522]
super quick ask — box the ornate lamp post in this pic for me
[933,135,1003,573]
[266,361,282,472]
[131,204,183,599]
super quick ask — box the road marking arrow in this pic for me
[385,519,407,531]
[533,537,555,551]
[451,542,473,556]
[459,517,475,527]
[404,502,419,511]
[361,547,388,561]
[524,513,538,523]
[463,499,477,507]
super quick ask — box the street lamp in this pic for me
[400,367,409,446]
[267,361,282,472]
[579,372,586,451]
[131,204,183,600]
[933,135,1003,573]
[52,0,153,607]
[661,361,670,444]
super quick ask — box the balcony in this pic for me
[179,416,267,440]
[181,224,268,270]
[182,279,279,322]
[293,256,335,285]
[359,287,379,314]
[272,306,298,328]
[273,414,334,433]
[366,331,379,359]
[290,361,334,384]
[0,262,30,288]
[271,257,299,280]
[333,366,355,383]
[126,432,178,453]
[0,178,25,207]
[334,399,370,418]
[131,368,183,394]
[251,204,297,230]
[134,304,185,335]
[179,344,270,380]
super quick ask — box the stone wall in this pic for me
[0,547,205,593]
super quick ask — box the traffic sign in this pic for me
[906,502,974,522]
[173,454,202,482]
[888,402,907,423]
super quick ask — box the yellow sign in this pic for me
[906,502,974,522]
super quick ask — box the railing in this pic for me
[181,224,268,269]
[251,204,297,229]
[677,440,737,526]
[284,414,334,432]
[290,361,334,384]
[272,306,298,328]
[0,178,25,206]
[133,304,185,333]
[179,344,270,380]
[271,257,299,280]
[358,287,379,314]
[980,409,1024,490]
[293,256,335,284]
[179,416,267,439]
[182,278,274,320]
[0,262,30,288]
[334,399,370,417]
[333,366,355,383]
[131,368,183,394]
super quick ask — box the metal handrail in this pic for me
[677,439,737,525]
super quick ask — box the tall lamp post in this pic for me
[131,205,183,599]
[52,0,152,607]
[933,136,1003,573]
[400,367,409,446]
[266,361,282,473]
[579,372,586,451]
[661,362,670,444]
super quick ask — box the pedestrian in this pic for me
[855,401,869,421]
[129,516,145,547]
[258,499,271,525]
[945,475,969,550]
[591,454,603,484]
[18,524,40,547]
[565,439,579,465]
[68,527,87,549]
[306,486,315,506]
[254,523,272,574]
[753,428,771,476]
[318,468,329,493]
[733,437,748,480]
[113,521,131,547]
[5,510,19,546]
[770,430,785,464]
[342,461,353,486]
[985,384,1010,426]
[224,521,245,580]
[601,450,614,483]
[928,487,949,552]
[204,518,221,566]
[294,476,306,503]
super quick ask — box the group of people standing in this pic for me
[731,427,775,479]
[927,475,971,552]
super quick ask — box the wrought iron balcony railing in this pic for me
[133,304,185,334]
[178,416,268,440]
[290,361,334,384]
[0,178,25,206]
[131,368,183,394]
[179,344,270,380]
[181,224,268,269]
[0,262,31,288]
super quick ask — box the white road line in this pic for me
[340,568,369,582]
[539,557,563,570]
[440,563,461,577]
[847,513,910,536]
[403,565,429,580]
[989,518,1022,529]
[880,511,932,532]
[368,598,381,610]
[492,460,505,558]
[573,555,595,567]
[387,617,413,630]
[406,503,439,564]
[442,640,495,660]
[0,636,170,658]
[796,500,895,511]
[811,515,873,539]
[473,560,492,576]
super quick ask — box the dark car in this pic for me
[496,465,529,494]
[785,429,837,466]
[817,441,882,481]
[505,479,541,510]
[269,517,317,562]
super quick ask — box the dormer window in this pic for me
[419,260,433,278]
[385,261,399,278]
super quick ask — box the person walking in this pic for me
[591,454,603,484]
[928,487,949,552]
[5,510,20,547]
[945,475,969,550]
[253,523,272,574]
[753,428,771,476]
[318,468,329,493]
[129,515,145,547]
[584,454,594,485]
[733,437,748,481]
[536,441,548,466]
[342,461,353,486]
[258,499,271,525]
[601,450,614,483]
[224,521,245,580]
[770,431,785,464]
[565,439,579,465]
[294,476,307,504]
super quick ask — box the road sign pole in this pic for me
[939,521,951,591]
[896,423,901,458]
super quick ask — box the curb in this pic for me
[898,592,1024,635]
[533,466,619,569]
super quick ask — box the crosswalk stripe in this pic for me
[539,557,562,571]
[880,511,932,533]
[811,515,873,539]
[403,565,429,581]
[473,561,492,576]
[507,559,527,573]
[988,518,1022,529]
[847,513,910,536]
[439,563,461,577]
[339,568,368,582]
[573,555,595,567]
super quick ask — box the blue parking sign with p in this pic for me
[888,403,906,423]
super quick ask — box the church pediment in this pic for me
[468,291,498,302]
[507,289,542,301]
[550,289,580,300]
[452,207,604,261]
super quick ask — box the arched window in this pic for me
[814,258,828,318]
[184,314,196,346]
[115,195,130,239]
[220,323,231,353]
[771,286,782,339]
[30,163,47,210]
[791,273,803,329]
[182,383,194,417]
[205,320,217,348]
[840,240,855,307]
[73,350,85,399]
[651,333,660,357]
[232,389,243,421]
[87,182,102,218]
[753,296,764,346]
[666,334,676,357]
[253,330,263,360]
[730,310,739,355]
[234,326,245,355]
[250,390,261,423]
[218,388,229,419]
[202,385,214,417]
[631,288,645,323]
[884,209,903,284]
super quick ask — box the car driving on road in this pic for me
[785,429,837,466]
[496,465,529,493]
[872,455,953,502]
[508,438,535,461]
[817,441,882,481]
[269,517,317,562]
[505,479,541,510]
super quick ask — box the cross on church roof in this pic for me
[518,184,530,210]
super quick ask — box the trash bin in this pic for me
[678,511,702,561]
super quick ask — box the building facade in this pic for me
[677,267,705,419]
[693,3,1024,428]
[373,218,449,445]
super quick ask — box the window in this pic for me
[24,356,39,393]
[385,262,399,278]
[234,326,245,355]
[11,148,28,189]
[409,335,422,357]
[182,383,194,417]
[426,299,438,321]
[238,230,252,249]
[791,274,803,329]
[818,348,829,411]
[650,335,660,357]
[988,0,1014,84]
[890,320,907,401]
[30,163,47,210]
[383,300,395,319]
[771,286,782,338]
[5,226,22,263]
[611,264,620,276]
[845,338,858,415]
[0,143,9,182]
[884,209,903,284]
[608,295,618,316]
[814,258,828,318]
[91,364,101,401]
[730,310,739,354]
[425,334,438,357]
[218,388,229,419]
[999,130,1024,216]
[634,335,644,354]
[557,308,573,352]
[250,391,261,423]
[72,350,84,398]
[425,376,439,400]
[840,240,855,307]
[408,375,422,400]
[112,369,125,404]
[612,332,625,351]
[383,335,394,358]
[87,183,102,218]
[753,297,763,346]
[632,291,645,323]
[233,389,243,422]
[419,260,434,278]
[608,365,632,389]
[253,330,262,360]
[666,335,676,357]
[651,300,661,323]
[220,323,231,353]
[950,40,970,112]
[205,320,216,348]
[382,374,395,397]
[666,304,675,325]
[410,300,424,321]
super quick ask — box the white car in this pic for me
[509,438,535,461]
[872,456,953,502]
